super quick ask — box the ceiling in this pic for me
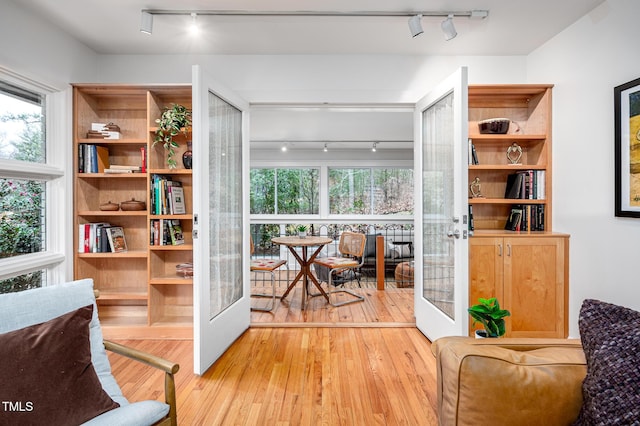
[20,0,604,56]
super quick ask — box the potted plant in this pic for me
[468,297,511,338]
[153,103,192,169]
[297,225,307,238]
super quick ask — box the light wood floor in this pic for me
[107,281,436,424]
[108,327,439,425]
[250,283,415,326]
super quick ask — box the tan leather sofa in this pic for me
[432,337,587,426]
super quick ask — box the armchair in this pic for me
[432,337,586,426]
[432,299,640,425]
[0,279,179,426]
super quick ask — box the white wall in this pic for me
[528,0,640,336]
[95,54,527,103]
[0,1,97,88]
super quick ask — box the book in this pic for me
[109,164,141,171]
[140,146,147,173]
[104,168,134,174]
[170,185,186,215]
[106,226,127,252]
[504,173,523,199]
[169,220,185,245]
[93,145,110,173]
[504,207,523,231]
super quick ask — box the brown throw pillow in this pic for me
[574,299,640,425]
[0,304,119,425]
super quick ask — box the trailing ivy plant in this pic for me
[153,103,192,168]
[468,297,511,337]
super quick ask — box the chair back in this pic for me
[250,235,255,255]
[338,231,366,258]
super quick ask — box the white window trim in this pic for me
[0,67,70,286]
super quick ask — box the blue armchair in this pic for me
[0,279,178,426]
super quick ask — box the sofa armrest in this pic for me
[433,337,586,426]
[104,340,179,426]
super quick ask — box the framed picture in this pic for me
[614,76,640,217]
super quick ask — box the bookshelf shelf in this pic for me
[469,198,546,205]
[77,250,148,259]
[73,84,193,339]
[469,164,545,171]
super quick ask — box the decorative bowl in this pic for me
[478,118,511,134]
[120,198,146,211]
[99,201,119,211]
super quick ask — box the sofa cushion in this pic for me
[0,304,120,425]
[575,299,640,424]
[434,337,586,425]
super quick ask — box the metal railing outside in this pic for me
[250,222,415,289]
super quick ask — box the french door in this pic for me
[192,65,251,374]
[413,68,469,341]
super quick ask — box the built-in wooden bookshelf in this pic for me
[468,84,553,231]
[73,84,193,339]
[467,85,569,338]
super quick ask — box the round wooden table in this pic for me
[271,235,333,309]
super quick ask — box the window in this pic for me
[250,168,319,214]
[0,72,65,293]
[329,168,413,215]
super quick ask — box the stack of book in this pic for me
[78,223,127,253]
[150,219,184,246]
[104,165,142,174]
[150,175,186,215]
[505,205,545,232]
[78,144,109,173]
[504,170,546,200]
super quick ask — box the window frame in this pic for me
[250,159,413,222]
[0,67,68,285]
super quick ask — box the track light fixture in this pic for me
[281,144,288,152]
[408,14,423,38]
[139,9,488,41]
[189,13,198,34]
[441,14,457,41]
[140,11,153,35]
[372,142,377,152]
[323,143,328,152]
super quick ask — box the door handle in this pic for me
[447,229,461,239]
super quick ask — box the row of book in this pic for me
[78,144,146,173]
[504,170,545,200]
[78,223,127,253]
[150,219,184,246]
[505,205,545,232]
[151,175,186,215]
[78,144,109,173]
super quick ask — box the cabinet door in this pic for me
[503,237,566,338]
[468,237,503,335]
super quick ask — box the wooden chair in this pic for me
[250,235,287,312]
[312,231,366,306]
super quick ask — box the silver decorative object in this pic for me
[506,142,523,164]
